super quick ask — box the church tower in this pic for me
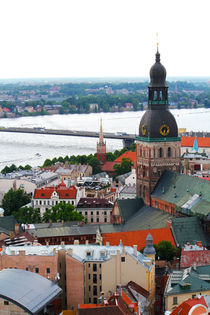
[97,118,106,164]
[136,47,181,205]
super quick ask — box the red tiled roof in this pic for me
[3,107,10,112]
[170,297,207,315]
[34,183,77,199]
[181,136,210,148]
[101,162,117,173]
[103,227,175,251]
[114,151,137,164]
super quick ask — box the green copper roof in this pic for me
[136,136,181,142]
[151,171,210,217]
[165,272,210,296]
[171,217,210,247]
[116,198,144,222]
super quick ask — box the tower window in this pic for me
[168,147,171,157]
[159,148,163,158]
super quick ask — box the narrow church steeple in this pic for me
[97,119,106,164]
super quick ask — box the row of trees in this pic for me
[2,188,84,224]
[1,164,32,175]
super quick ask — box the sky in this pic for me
[0,0,209,79]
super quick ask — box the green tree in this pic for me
[114,158,133,176]
[156,241,177,261]
[129,142,136,152]
[2,189,31,216]
[43,158,53,167]
[42,202,84,223]
[88,156,101,174]
[106,152,115,161]
[13,206,41,224]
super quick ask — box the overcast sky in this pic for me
[0,0,209,79]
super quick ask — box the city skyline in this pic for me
[0,0,209,79]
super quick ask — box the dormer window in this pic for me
[41,193,45,197]
[86,250,93,257]
[65,193,69,197]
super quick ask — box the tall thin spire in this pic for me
[99,118,104,143]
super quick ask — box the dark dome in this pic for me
[139,109,178,139]
[149,51,167,87]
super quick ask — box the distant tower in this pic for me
[192,136,199,152]
[97,119,106,164]
[136,46,181,205]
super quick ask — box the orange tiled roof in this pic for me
[103,227,175,251]
[114,151,137,163]
[181,136,210,148]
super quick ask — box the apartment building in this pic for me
[0,236,155,311]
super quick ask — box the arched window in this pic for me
[168,147,171,157]
[159,147,163,158]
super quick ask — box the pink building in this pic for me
[180,241,210,268]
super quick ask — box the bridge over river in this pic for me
[0,127,136,148]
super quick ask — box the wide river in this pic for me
[0,108,209,170]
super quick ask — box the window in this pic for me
[99,274,101,280]
[89,285,91,292]
[4,301,9,305]
[93,297,97,304]
[88,274,91,280]
[46,268,50,274]
[56,201,58,205]
[104,211,107,215]
[104,218,107,223]
[35,268,39,273]
[121,257,125,262]
[91,218,93,223]
[25,267,28,271]
[93,286,97,296]
[47,200,50,205]
[168,147,171,157]
[88,263,90,268]
[72,201,74,205]
[93,274,97,283]
[96,211,99,215]
[91,211,93,215]
[173,297,178,305]
[89,298,91,303]
[99,264,101,268]
[93,264,97,272]
[85,211,87,215]
[97,218,99,222]
[159,148,163,158]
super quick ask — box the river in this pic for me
[0,108,209,170]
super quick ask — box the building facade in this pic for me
[76,198,113,223]
[136,48,181,205]
[32,182,80,215]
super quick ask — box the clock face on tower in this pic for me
[160,124,170,136]
[141,124,147,136]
